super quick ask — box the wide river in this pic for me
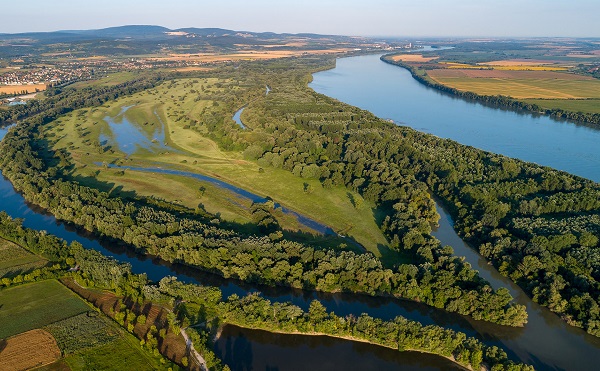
[1,53,600,369]
[310,53,600,183]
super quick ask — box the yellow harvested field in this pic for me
[172,66,213,72]
[0,84,46,95]
[428,69,592,80]
[149,49,352,63]
[432,71,600,99]
[0,329,61,371]
[391,54,438,62]
[492,66,568,71]
[479,59,556,66]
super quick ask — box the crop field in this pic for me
[523,98,600,114]
[44,312,120,355]
[427,69,600,99]
[0,329,61,371]
[62,278,187,368]
[428,69,591,80]
[0,238,47,278]
[0,280,90,339]
[64,334,168,371]
[146,48,353,64]
[390,54,439,62]
[0,83,46,95]
[46,77,390,255]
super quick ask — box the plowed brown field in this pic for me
[0,329,61,371]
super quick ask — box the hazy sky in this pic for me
[3,0,599,37]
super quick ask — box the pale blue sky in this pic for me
[3,0,599,37]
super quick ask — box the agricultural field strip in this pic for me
[427,75,600,99]
[0,280,91,339]
[0,238,47,274]
[0,329,62,371]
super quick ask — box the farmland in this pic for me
[0,83,46,95]
[385,47,600,119]
[44,312,120,355]
[0,329,61,371]
[0,238,47,278]
[0,280,90,339]
[426,69,600,99]
[64,333,169,371]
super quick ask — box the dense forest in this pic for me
[233,60,600,336]
[0,212,533,371]
[381,57,600,126]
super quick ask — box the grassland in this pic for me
[0,280,90,339]
[46,77,390,256]
[0,238,47,278]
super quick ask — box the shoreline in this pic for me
[215,323,480,371]
[380,55,600,127]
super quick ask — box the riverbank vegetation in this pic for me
[0,58,528,327]
[0,212,534,370]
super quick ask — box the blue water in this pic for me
[101,105,174,156]
[232,85,270,129]
[310,54,600,183]
[232,107,246,128]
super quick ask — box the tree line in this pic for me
[0,211,533,371]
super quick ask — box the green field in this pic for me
[47,77,390,256]
[428,76,600,99]
[0,280,90,338]
[64,333,169,371]
[44,312,120,355]
[524,98,600,114]
[0,238,47,278]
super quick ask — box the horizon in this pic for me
[1,24,600,40]
[3,0,599,38]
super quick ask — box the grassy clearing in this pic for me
[427,75,600,99]
[47,77,390,256]
[524,98,600,114]
[0,280,90,339]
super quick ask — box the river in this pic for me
[309,53,600,183]
[2,53,600,370]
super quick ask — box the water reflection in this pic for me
[215,325,464,371]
